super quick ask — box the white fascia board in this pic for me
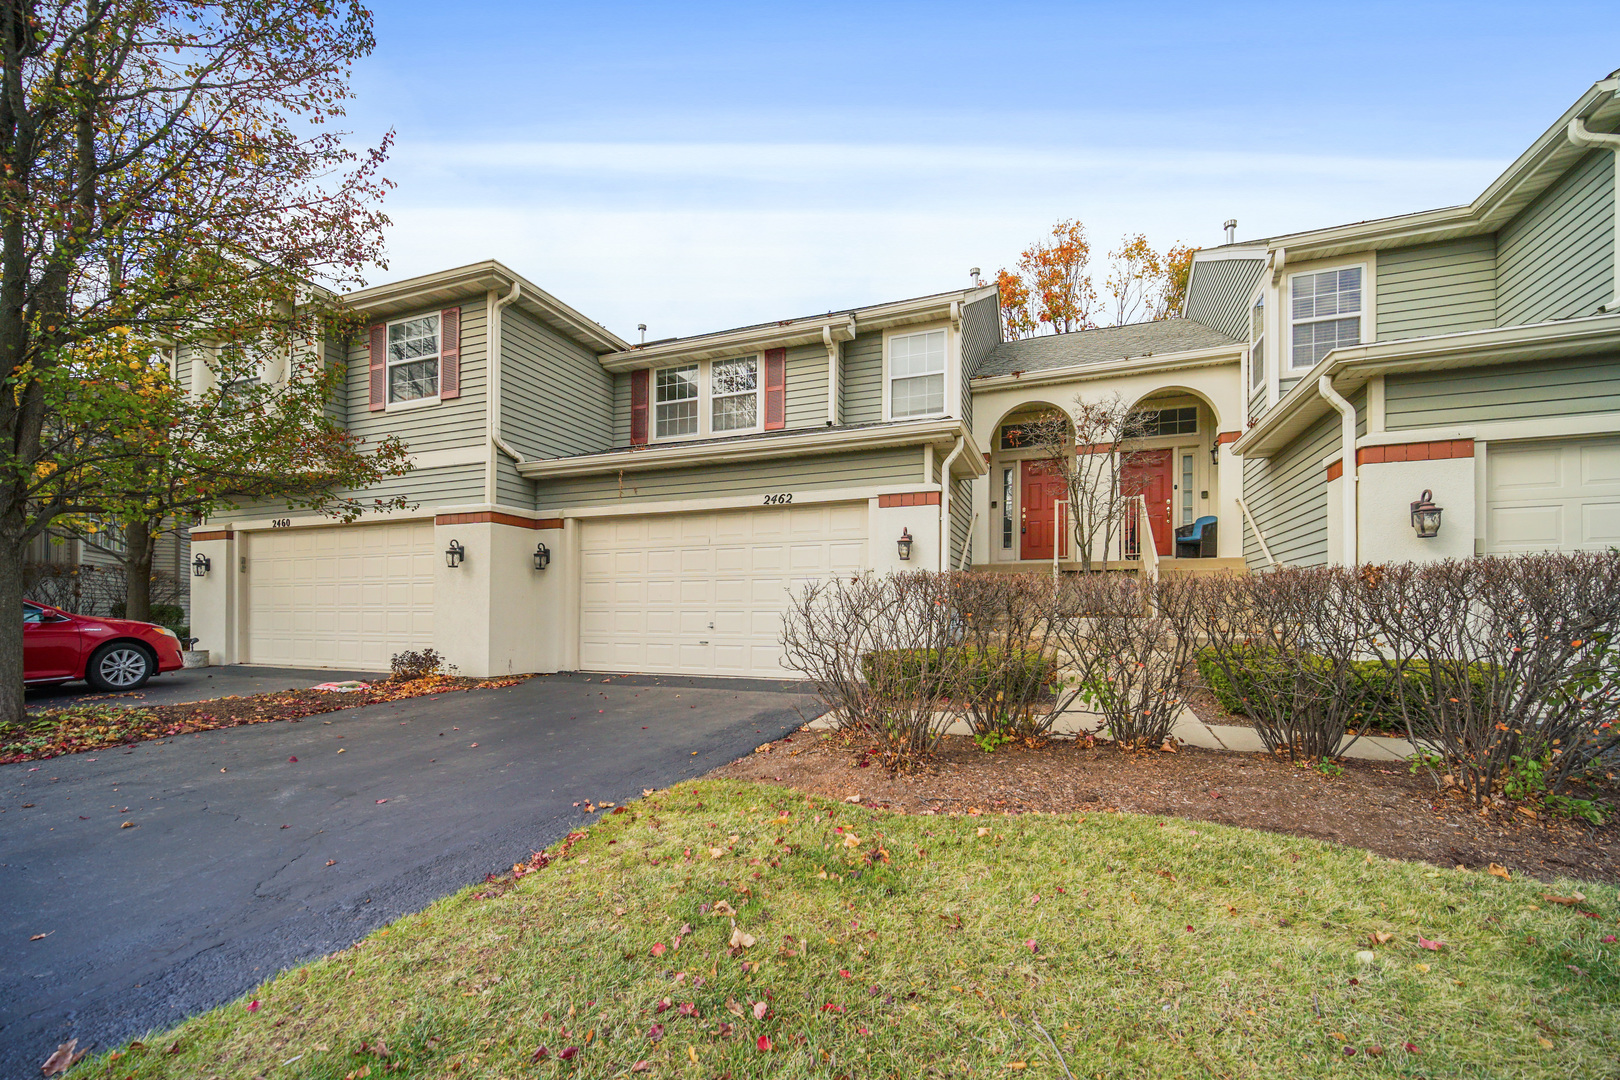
[516,418,987,480]
[598,286,998,372]
[342,260,629,354]
[970,344,1243,392]
[1258,79,1620,260]
[1232,313,1620,458]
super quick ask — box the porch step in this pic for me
[1156,557,1247,577]
[967,557,1247,576]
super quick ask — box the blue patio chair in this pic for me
[1174,516,1218,559]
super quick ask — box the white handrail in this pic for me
[1052,498,1063,579]
[1235,496,1275,567]
[1136,495,1159,581]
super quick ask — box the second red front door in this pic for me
[1020,459,1067,560]
[1120,449,1174,557]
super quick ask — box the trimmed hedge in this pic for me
[1195,647,1490,735]
[863,646,1058,702]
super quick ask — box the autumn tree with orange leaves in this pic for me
[996,222,1197,339]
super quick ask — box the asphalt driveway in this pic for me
[24,664,386,710]
[0,672,819,1073]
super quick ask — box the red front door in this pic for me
[1020,459,1067,560]
[1120,449,1174,557]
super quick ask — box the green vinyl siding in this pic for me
[495,454,529,508]
[203,462,484,525]
[533,447,918,511]
[1186,258,1264,342]
[1248,379,1267,424]
[612,372,632,446]
[345,301,488,456]
[1497,148,1615,327]
[841,331,884,424]
[1384,354,1620,430]
[949,475,972,569]
[500,307,613,458]
[1375,236,1497,340]
[1279,376,1302,398]
[785,343,830,429]
[1241,410,1339,570]
[959,295,998,425]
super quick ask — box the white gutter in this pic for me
[487,282,525,503]
[1568,116,1620,310]
[937,436,966,570]
[1318,375,1358,567]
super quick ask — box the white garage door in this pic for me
[247,521,436,669]
[1486,436,1620,552]
[579,502,868,677]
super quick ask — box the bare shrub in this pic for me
[23,563,185,620]
[1191,568,1383,761]
[948,573,1086,740]
[1359,553,1620,804]
[1049,572,1202,748]
[389,648,447,682]
[781,572,973,769]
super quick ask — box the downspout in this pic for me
[937,436,966,570]
[1318,375,1358,567]
[1567,117,1620,310]
[489,281,526,482]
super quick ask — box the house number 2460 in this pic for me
[270,518,292,528]
[762,493,793,505]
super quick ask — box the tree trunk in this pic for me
[124,519,154,622]
[0,522,27,725]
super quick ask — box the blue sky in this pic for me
[345,2,1620,339]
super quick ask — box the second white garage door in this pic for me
[1486,435,1620,552]
[579,502,868,677]
[246,521,436,669]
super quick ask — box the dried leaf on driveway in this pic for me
[41,1039,85,1076]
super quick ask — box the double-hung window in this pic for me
[1249,294,1266,390]
[710,357,758,432]
[388,315,440,403]
[1289,267,1361,369]
[654,364,700,438]
[889,329,946,418]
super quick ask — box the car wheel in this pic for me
[86,643,155,691]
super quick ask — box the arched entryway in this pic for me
[986,403,1074,563]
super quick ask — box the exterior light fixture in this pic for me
[1410,490,1443,538]
[897,528,913,561]
[192,553,211,577]
[445,539,466,568]
[533,541,551,571]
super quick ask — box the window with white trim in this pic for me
[387,314,439,402]
[654,364,699,438]
[888,329,946,418]
[1289,267,1361,369]
[1249,294,1266,390]
[710,357,758,432]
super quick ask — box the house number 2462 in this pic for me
[762,493,793,505]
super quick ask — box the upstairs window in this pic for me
[654,364,700,438]
[388,315,439,402]
[710,357,758,432]
[889,329,946,418]
[1136,406,1198,437]
[1289,267,1361,369]
[1249,294,1266,390]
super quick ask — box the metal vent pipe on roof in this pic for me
[1223,219,1237,245]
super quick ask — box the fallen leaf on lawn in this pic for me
[246,1000,261,1012]
[1537,1035,1554,1049]
[708,847,724,859]
[729,926,755,949]
[976,827,990,837]
[1417,936,1445,951]
[1369,932,1393,945]
[41,1039,85,1076]
[647,1023,665,1042]
[688,1046,700,1063]
[1355,950,1376,964]
[1543,892,1585,906]
[1365,1045,1383,1057]
[756,1035,772,1052]
[531,1046,549,1061]
[710,901,736,917]
[1415,963,1430,973]
[642,788,655,796]
[1487,863,1511,880]
[843,794,861,803]
[1403,1042,1421,1054]
[726,998,745,1018]
[631,1062,651,1073]
[841,833,861,848]
[558,1046,579,1061]
[1024,939,1039,953]
[753,1000,768,1020]
[650,942,667,957]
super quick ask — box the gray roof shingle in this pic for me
[974,318,1237,379]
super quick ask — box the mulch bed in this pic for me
[0,673,528,764]
[711,731,1620,885]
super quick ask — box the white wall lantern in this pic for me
[533,541,551,571]
[445,539,466,568]
[1410,490,1443,538]
[192,553,211,577]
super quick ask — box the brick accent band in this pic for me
[1326,459,1344,482]
[433,512,564,530]
[190,530,232,542]
[1358,438,1474,465]
[1215,430,1241,446]
[878,491,941,508]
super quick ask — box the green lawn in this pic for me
[87,782,1617,1079]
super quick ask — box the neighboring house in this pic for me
[190,268,993,677]
[24,525,192,621]
[188,69,1620,679]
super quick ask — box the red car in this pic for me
[24,600,185,691]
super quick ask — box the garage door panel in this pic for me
[1488,436,1620,553]
[579,503,867,677]
[247,521,433,670]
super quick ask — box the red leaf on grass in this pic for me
[558,1046,579,1060]
[752,1001,768,1020]
[245,1000,261,1012]
[649,942,666,957]
[756,1035,772,1052]
[647,1023,664,1041]
[1417,936,1445,951]
[531,1046,549,1061]
[631,1062,652,1073]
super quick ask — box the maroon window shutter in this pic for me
[439,307,461,400]
[629,369,650,445]
[763,348,786,430]
[368,323,386,411]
